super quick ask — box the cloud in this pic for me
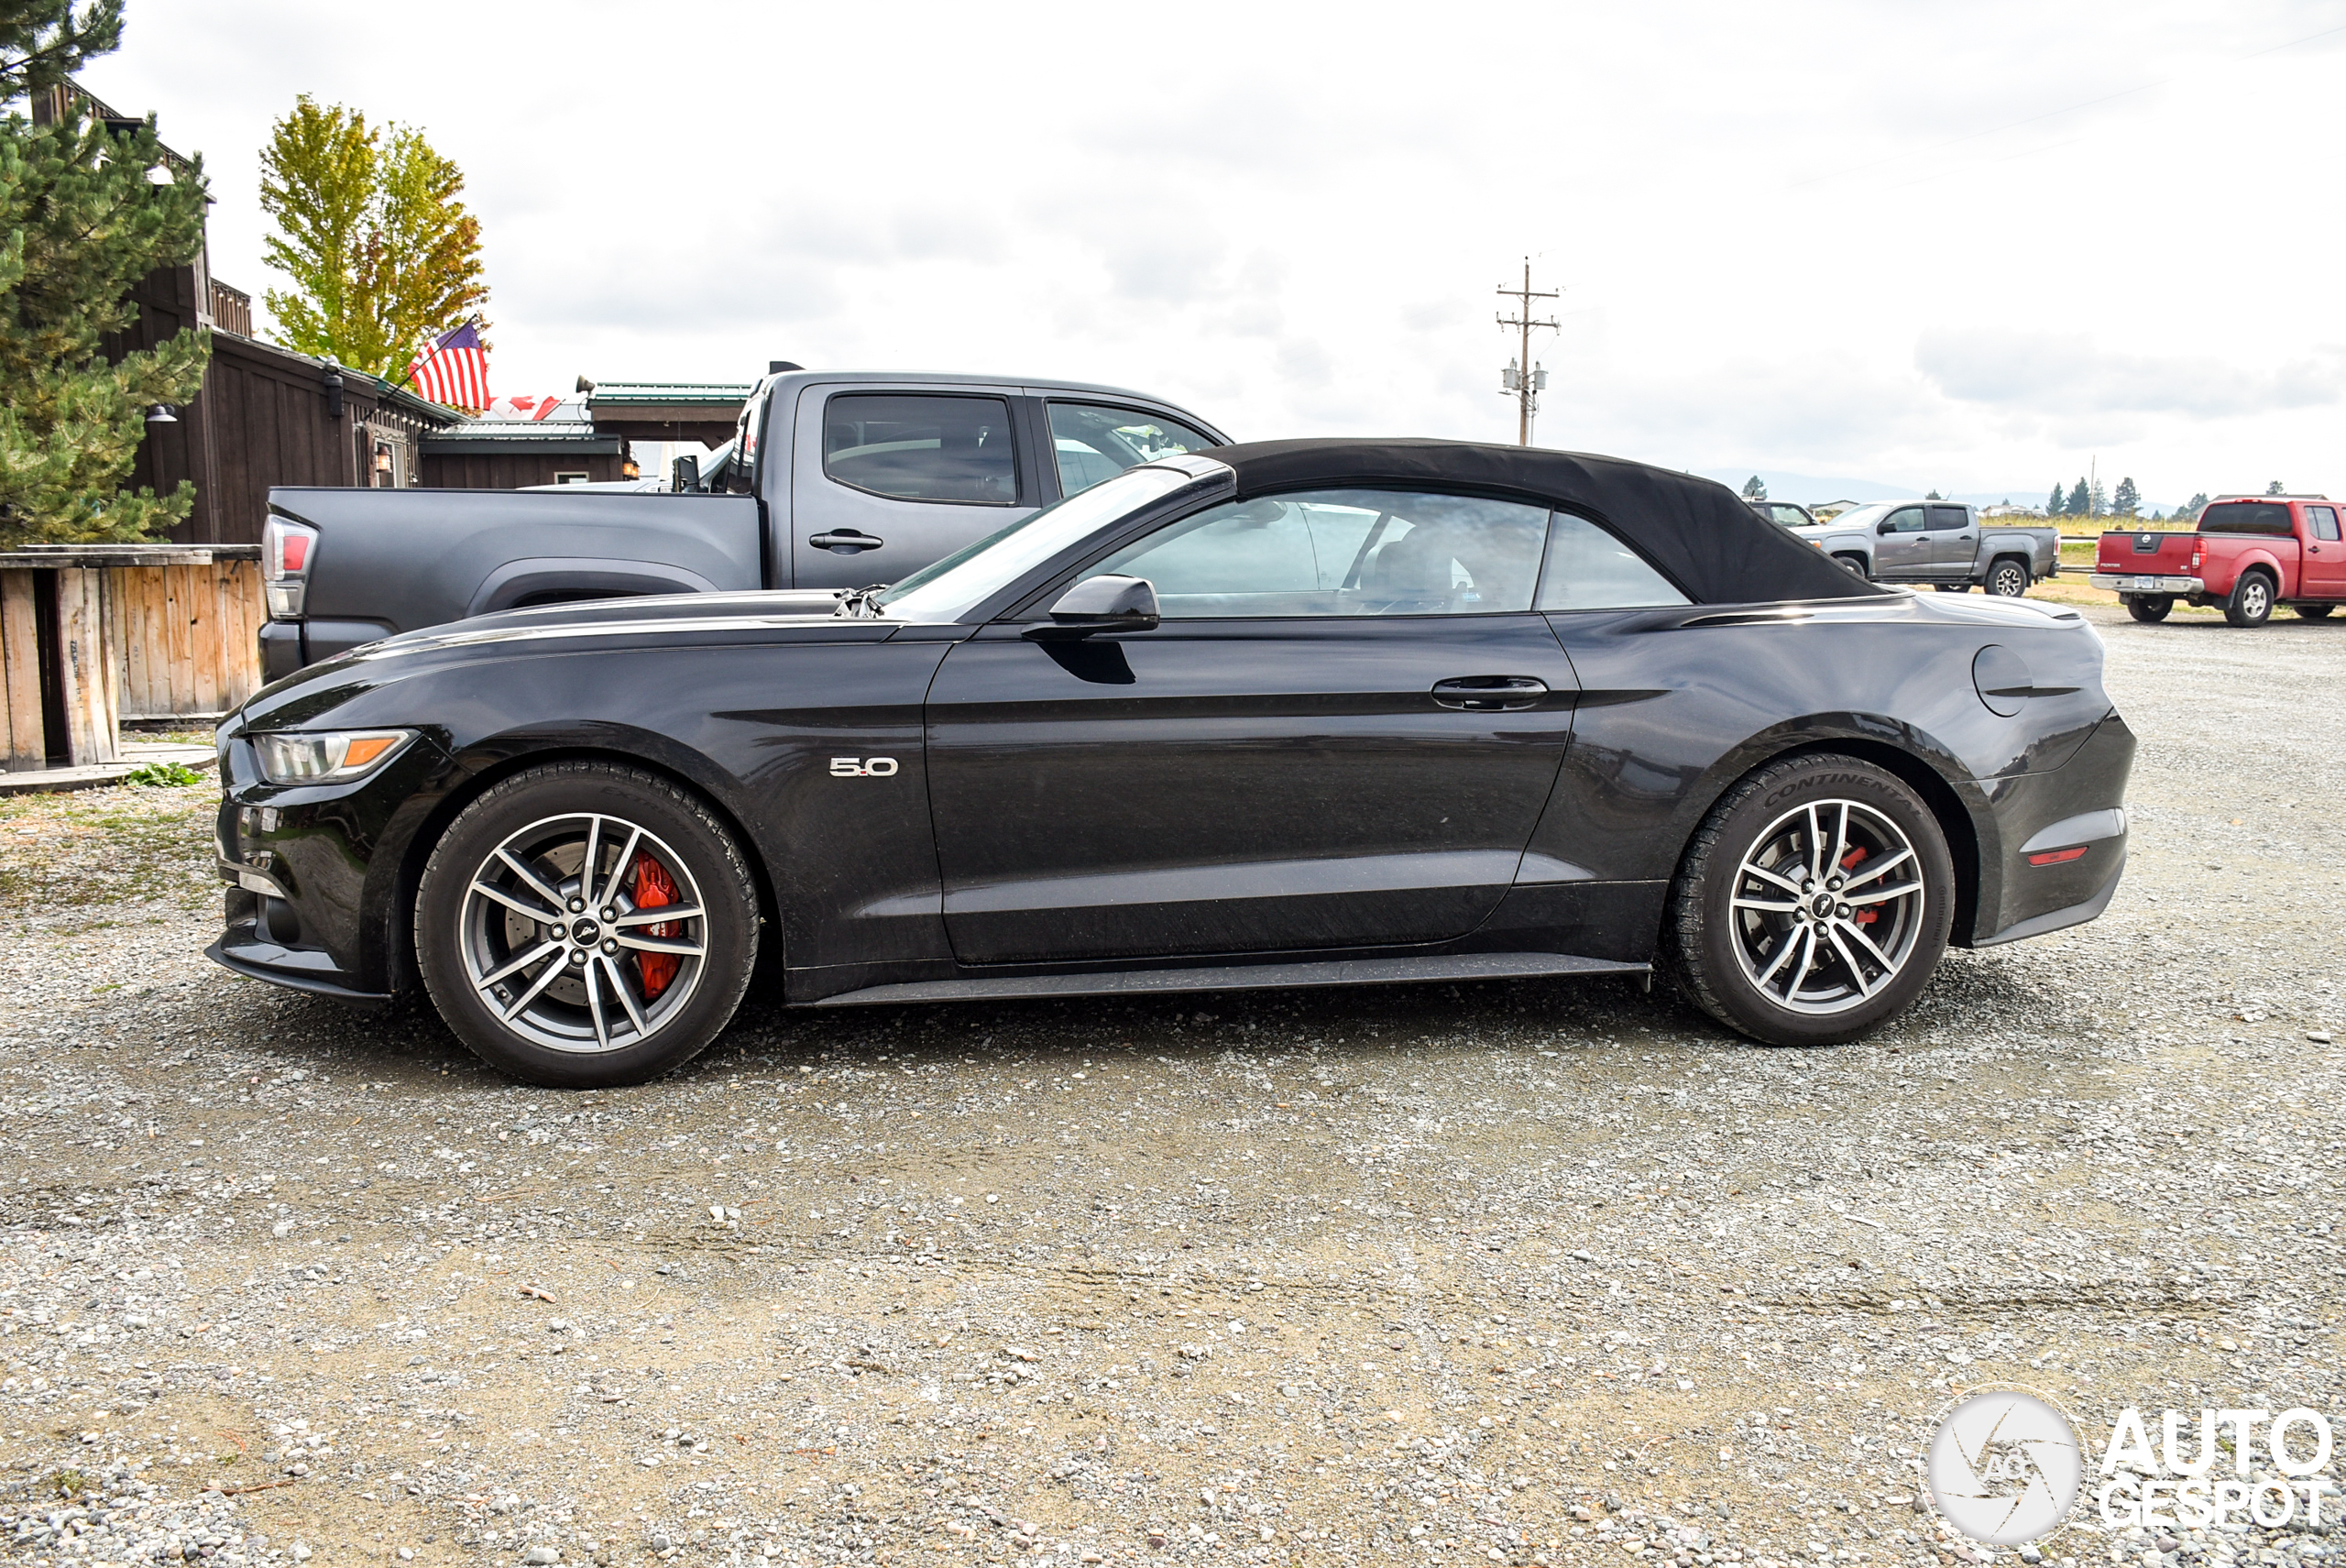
[1916,328,2346,419]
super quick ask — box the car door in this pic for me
[1925,505,1976,576]
[788,386,1037,589]
[2300,505,2346,598]
[1871,506,1932,576]
[921,488,1581,965]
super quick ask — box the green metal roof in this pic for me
[583,381,755,409]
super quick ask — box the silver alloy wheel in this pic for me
[2239,576,2271,619]
[1988,562,2028,597]
[456,812,709,1053]
[1727,797,1927,1016]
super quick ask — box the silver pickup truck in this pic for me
[1780,501,2060,596]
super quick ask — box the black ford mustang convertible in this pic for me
[210,440,2132,1087]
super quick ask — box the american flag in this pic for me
[407,319,488,411]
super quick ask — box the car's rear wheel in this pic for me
[415,762,761,1088]
[2224,571,2275,628]
[2297,603,2335,620]
[2125,594,2173,623]
[1664,753,1955,1047]
[1985,558,2031,598]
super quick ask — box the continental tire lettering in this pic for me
[1763,774,1880,806]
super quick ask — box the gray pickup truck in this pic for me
[1778,501,2060,597]
[258,369,1227,678]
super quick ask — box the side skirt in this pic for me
[807,951,1649,1008]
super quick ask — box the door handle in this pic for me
[810,530,884,554]
[1957,534,1973,541]
[1431,676,1548,711]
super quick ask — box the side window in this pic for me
[1047,403,1220,498]
[821,394,1018,505]
[1883,506,1928,533]
[1927,505,1968,530]
[1536,512,1690,611]
[1092,488,1551,618]
[2307,505,2341,542]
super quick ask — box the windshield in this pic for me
[874,463,1211,622]
[1824,503,1889,530]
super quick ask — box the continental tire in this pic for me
[2224,571,2275,628]
[415,762,761,1088]
[1664,754,1955,1047]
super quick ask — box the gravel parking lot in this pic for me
[0,605,2338,1568]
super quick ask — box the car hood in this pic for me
[236,589,882,729]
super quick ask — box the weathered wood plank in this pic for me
[191,564,224,715]
[162,559,195,716]
[55,567,117,765]
[0,570,42,768]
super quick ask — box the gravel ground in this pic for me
[0,605,2339,1568]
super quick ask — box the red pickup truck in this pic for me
[2091,496,2346,626]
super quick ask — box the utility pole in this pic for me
[1496,258,1559,446]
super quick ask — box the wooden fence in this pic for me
[1,544,262,771]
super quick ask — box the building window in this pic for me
[554,471,589,485]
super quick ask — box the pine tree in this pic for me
[2111,477,2140,517]
[2266,480,2285,495]
[0,1,121,97]
[2066,477,2089,516]
[0,39,211,546]
[2088,477,2108,518]
[2046,482,2065,515]
[1740,475,1765,500]
[1925,488,1942,500]
[2186,492,2209,517]
[260,97,488,383]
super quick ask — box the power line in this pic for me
[1496,258,1559,447]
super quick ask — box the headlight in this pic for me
[253,729,415,784]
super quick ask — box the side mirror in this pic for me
[1025,575,1160,640]
[1876,520,1899,536]
[671,454,700,492]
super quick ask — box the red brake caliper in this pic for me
[1840,847,1878,924]
[630,856,683,1001]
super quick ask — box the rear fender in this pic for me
[465,558,725,618]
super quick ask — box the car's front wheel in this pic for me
[2125,593,2173,623]
[1664,753,1955,1047]
[415,762,761,1087]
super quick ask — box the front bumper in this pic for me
[2089,573,2200,595]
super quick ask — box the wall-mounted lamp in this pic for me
[144,403,178,424]
[621,458,641,478]
[321,359,345,421]
[373,443,394,474]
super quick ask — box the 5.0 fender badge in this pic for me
[830,757,899,777]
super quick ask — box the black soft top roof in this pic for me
[1199,437,1885,606]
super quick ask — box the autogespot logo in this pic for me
[1926,1387,2085,1545]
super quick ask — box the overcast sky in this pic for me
[85,0,2346,506]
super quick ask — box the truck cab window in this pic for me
[1047,403,1220,497]
[1883,507,1928,533]
[823,394,1018,505]
[1927,506,1968,530]
[2307,505,2341,542]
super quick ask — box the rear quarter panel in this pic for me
[2198,533,2297,596]
[1530,594,2120,947]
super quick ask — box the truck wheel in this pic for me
[1985,558,2031,598]
[2125,594,2173,623]
[1833,554,1869,578]
[2223,571,2275,628]
[415,762,762,1088]
[1663,753,1955,1048]
[2297,603,2334,620]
